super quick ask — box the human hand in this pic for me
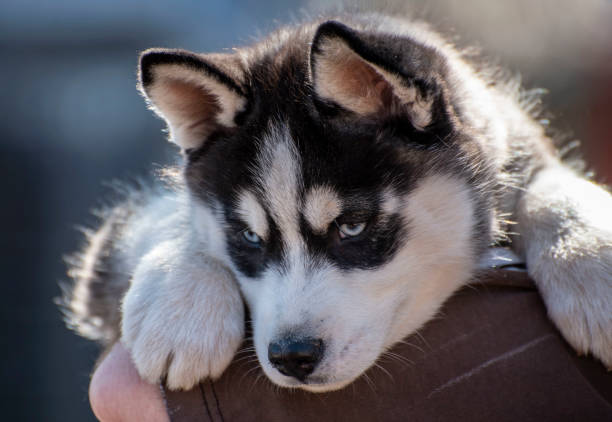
[89,342,169,422]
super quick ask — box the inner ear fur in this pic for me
[310,21,442,130]
[139,49,247,150]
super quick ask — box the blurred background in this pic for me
[1,1,610,420]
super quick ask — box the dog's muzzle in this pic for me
[268,337,324,382]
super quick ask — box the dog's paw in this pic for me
[517,168,612,369]
[124,303,244,390]
[121,242,245,390]
[533,246,612,370]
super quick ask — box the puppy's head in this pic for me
[139,19,493,391]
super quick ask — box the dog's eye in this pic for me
[338,222,366,239]
[242,229,262,245]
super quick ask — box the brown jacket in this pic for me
[164,269,612,421]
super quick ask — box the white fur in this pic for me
[120,193,244,390]
[117,151,612,393]
[69,217,118,341]
[239,174,477,391]
[515,165,612,368]
[119,155,612,393]
[255,123,303,248]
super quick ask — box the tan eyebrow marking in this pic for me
[304,186,342,234]
[381,188,401,215]
[236,189,269,239]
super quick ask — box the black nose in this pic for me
[268,338,324,381]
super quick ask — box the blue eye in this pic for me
[338,222,366,239]
[243,229,261,245]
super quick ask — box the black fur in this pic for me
[140,49,246,97]
[180,18,495,280]
[64,13,551,343]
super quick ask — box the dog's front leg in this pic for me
[121,237,244,390]
[515,164,612,368]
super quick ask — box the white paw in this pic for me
[533,246,612,370]
[517,168,612,370]
[121,242,245,390]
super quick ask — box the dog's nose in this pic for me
[268,338,324,381]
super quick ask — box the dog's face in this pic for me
[139,19,493,391]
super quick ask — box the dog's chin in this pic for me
[299,379,352,393]
[264,370,356,393]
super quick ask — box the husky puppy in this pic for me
[63,14,612,392]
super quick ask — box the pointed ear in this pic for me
[138,49,247,150]
[310,21,448,131]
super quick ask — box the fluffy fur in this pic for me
[61,13,612,392]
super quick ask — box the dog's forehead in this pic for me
[194,92,429,278]
[245,122,346,236]
[253,122,302,243]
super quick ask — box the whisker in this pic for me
[395,339,426,354]
[234,346,256,354]
[463,283,480,292]
[362,373,377,393]
[250,372,265,393]
[239,364,262,387]
[234,348,257,357]
[233,355,259,364]
[382,351,414,367]
[373,362,394,382]
[414,330,431,350]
